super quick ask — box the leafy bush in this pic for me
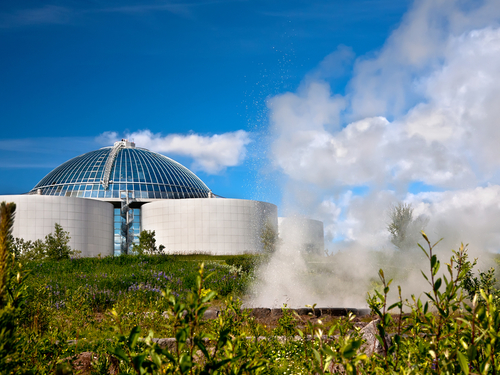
[10,223,78,261]
[132,230,165,255]
[225,254,258,273]
[109,264,267,374]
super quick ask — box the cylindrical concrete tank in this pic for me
[278,217,324,254]
[0,195,114,257]
[141,198,278,255]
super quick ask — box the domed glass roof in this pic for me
[30,140,211,199]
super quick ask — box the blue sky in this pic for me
[0,0,410,199]
[3,0,500,252]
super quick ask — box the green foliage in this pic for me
[260,221,280,254]
[294,304,366,374]
[0,201,33,374]
[10,223,77,262]
[224,254,258,273]
[387,202,428,251]
[44,223,74,260]
[21,255,251,319]
[457,250,500,307]
[0,201,16,307]
[2,218,500,374]
[362,232,500,374]
[133,230,165,255]
[273,304,297,337]
[109,263,267,374]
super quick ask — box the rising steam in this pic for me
[251,0,500,307]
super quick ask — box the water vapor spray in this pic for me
[251,0,500,307]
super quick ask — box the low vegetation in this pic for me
[1,201,500,374]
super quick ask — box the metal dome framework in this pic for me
[30,141,211,200]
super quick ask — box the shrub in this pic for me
[225,254,257,273]
[132,230,165,255]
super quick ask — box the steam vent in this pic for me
[1,139,323,257]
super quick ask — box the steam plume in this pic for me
[252,0,500,307]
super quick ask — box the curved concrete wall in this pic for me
[278,217,324,254]
[0,195,114,257]
[142,198,278,255]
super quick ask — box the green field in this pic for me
[2,248,500,373]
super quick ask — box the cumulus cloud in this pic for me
[267,0,500,255]
[97,130,251,174]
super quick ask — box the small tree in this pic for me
[387,202,428,251]
[261,221,280,254]
[0,201,16,308]
[0,201,30,374]
[44,223,74,260]
[132,230,164,255]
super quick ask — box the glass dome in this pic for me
[30,140,211,199]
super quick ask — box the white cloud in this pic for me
[97,129,251,174]
[266,0,500,254]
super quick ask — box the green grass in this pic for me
[19,254,256,341]
[5,250,500,374]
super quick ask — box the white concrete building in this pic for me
[278,217,324,254]
[0,140,320,257]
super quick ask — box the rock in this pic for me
[249,308,271,319]
[359,319,390,356]
[270,308,283,318]
[296,307,321,317]
[328,362,346,374]
[203,309,219,319]
[152,338,177,351]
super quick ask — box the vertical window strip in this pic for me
[129,149,140,183]
[39,154,83,187]
[134,151,152,194]
[145,152,160,184]
[138,150,154,184]
[147,152,166,186]
[149,152,174,188]
[167,159,194,198]
[154,154,182,197]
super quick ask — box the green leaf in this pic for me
[156,348,176,363]
[421,271,430,283]
[128,326,141,349]
[110,347,129,362]
[433,261,440,276]
[383,313,391,327]
[418,243,429,258]
[194,336,210,360]
[467,345,477,361]
[321,346,335,357]
[342,343,357,359]
[208,358,233,371]
[201,291,217,304]
[388,302,400,311]
[434,278,442,292]
[132,354,146,370]
[312,348,322,363]
[196,274,202,290]
[431,255,437,268]
[176,328,188,344]
[179,353,193,373]
[457,351,469,375]
[393,334,401,346]
[150,351,162,367]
